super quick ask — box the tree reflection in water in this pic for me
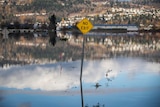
[49,31,57,46]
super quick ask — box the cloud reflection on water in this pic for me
[0,58,160,91]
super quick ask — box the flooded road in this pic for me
[0,31,160,107]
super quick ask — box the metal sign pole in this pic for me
[80,34,85,107]
[76,18,93,107]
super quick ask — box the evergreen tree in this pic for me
[49,14,56,30]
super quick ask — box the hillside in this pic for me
[0,0,160,24]
[131,0,160,7]
[16,0,88,17]
[0,0,91,23]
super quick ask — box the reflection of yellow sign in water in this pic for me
[76,18,93,34]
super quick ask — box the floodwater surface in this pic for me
[0,31,160,107]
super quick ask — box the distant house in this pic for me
[0,0,4,4]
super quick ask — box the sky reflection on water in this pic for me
[0,57,160,107]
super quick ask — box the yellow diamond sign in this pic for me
[76,18,93,34]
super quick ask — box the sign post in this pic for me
[76,18,93,107]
